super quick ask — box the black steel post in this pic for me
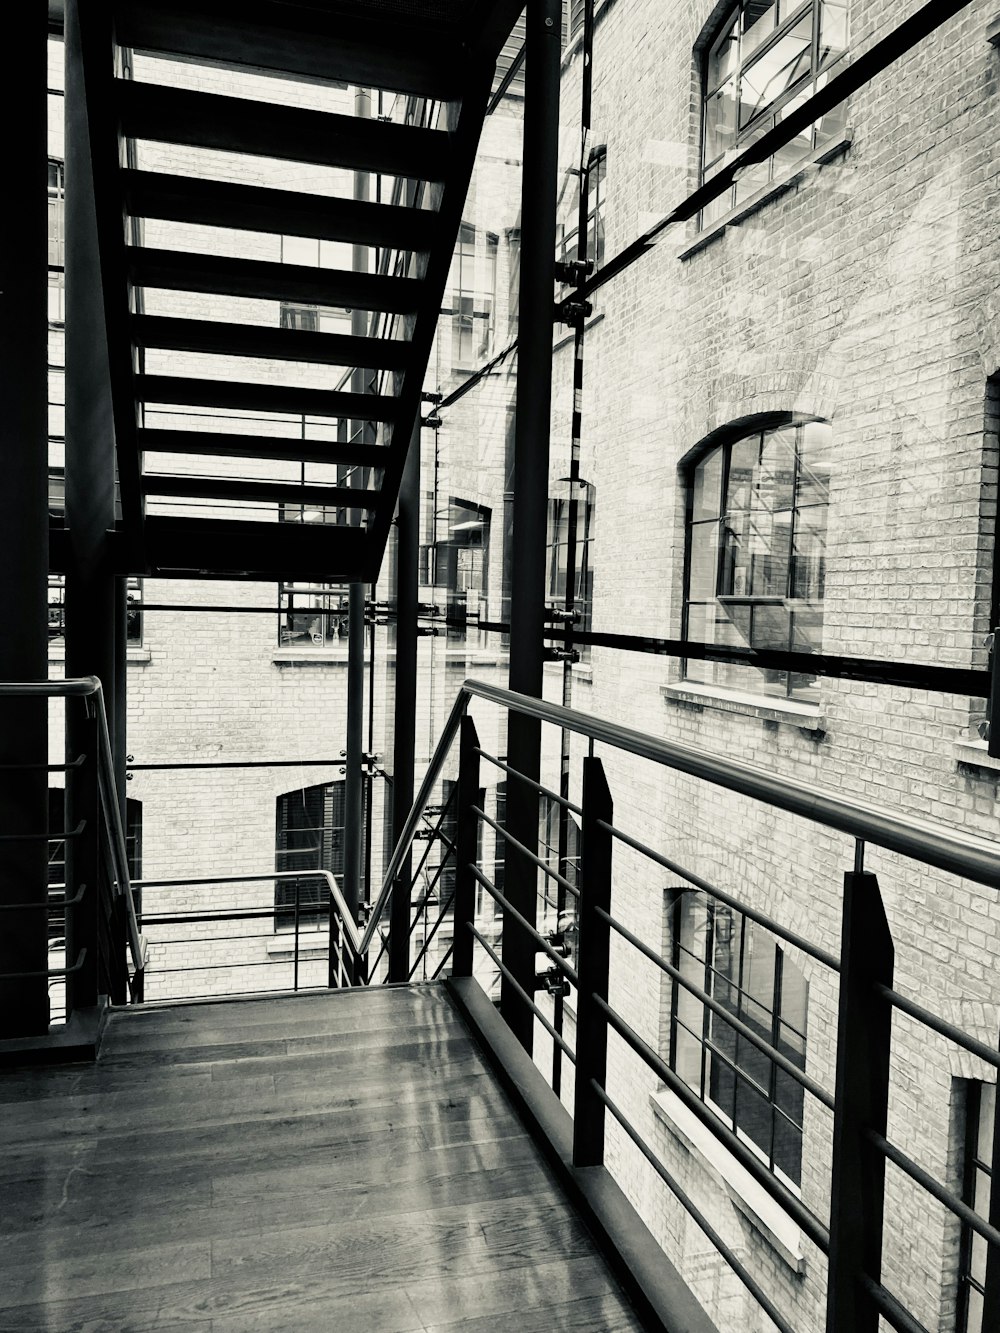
[452,716,482,980]
[826,870,894,1333]
[65,0,120,1011]
[501,0,562,1054]
[389,418,421,981]
[572,757,613,1167]
[0,5,50,1037]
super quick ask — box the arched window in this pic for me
[683,419,831,702]
[702,0,849,225]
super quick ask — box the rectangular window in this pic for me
[274,780,365,928]
[47,575,143,645]
[958,1082,996,1332]
[445,223,497,368]
[278,582,349,648]
[547,485,596,658]
[684,421,830,702]
[669,888,808,1185]
[557,146,607,270]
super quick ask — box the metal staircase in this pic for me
[68,0,522,582]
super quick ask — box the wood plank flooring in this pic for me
[1,985,646,1332]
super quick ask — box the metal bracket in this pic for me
[554,258,594,285]
[545,647,581,664]
[558,299,593,328]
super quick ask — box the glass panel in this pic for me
[739,14,813,129]
[977,1085,996,1163]
[742,0,778,57]
[692,448,724,521]
[819,0,850,68]
[705,78,738,166]
[689,521,720,601]
[970,1228,988,1287]
[798,421,833,506]
[734,1073,773,1158]
[967,1287,984,1333]
[684,602,713,682]
[708,18,740,91]
[742,925,776,1028]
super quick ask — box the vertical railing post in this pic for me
[572,756,613,1167]
[293,877,301,993]
[826,869,894,1333]
[451,715,481,980]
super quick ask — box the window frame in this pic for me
[668,887,808,1189]
[681,419,829,703]
[700,0,849,224]
[958,1081,995,1332]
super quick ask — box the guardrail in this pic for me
[365,679,1000,1333]
[0,677,146,1019]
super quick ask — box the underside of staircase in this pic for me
[65,0,521,582]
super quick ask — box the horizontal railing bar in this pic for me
[141,909,303,926]
[868,1128,1000,1250]
[859,1275,931,1333]
[473,748,585,818]
[593,993,830,1252]
[135,868,360,959]
[0,754,87,772]
[595,906,834,1110]
[408,888,456,979]
[142,930,282,948]
[128,758,348,771]
[598,820,840,969]
[0,947,86,980]
[0,819,85,843]
[0,883,87,911]
[472,806,580,899]
[874,982,1000,1071]
[594,1081,797,1333]
[469,866,581,987]
[463,679,1000,891]
[469,923,576,1062]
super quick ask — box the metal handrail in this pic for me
[0,677,146,978]
[459,680,1000,890]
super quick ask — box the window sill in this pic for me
[650,1087,807,1275]
[266,931,329,960]
[273,647,350,665]
[678,131,854,262]
[661,681,824,735]
[954,740,1000,776]
[48,645,151,665]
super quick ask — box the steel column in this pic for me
[0,6,50,1037]
[501,0,562,1054]
[388,418,421,981]
[826,870,894,1333]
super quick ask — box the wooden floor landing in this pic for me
[1,985,646,1332]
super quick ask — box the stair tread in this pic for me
[136,374,401,421]
[128,246,421,315]
[118,79,452,181]
[133,314,413,371]
[122,171,438,250]
[138,427,389,469]
[142,476,381,509]
[114,0,465,101]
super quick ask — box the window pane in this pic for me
[798,421,833,506]
[739,14,813,128]
[819,0,850,68]
[742,0,778,58]
[692,448,723,521]
[977,1085,996,1163]
[708,18,739,90]
[689,522,720,601]
[705,78,738,166]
